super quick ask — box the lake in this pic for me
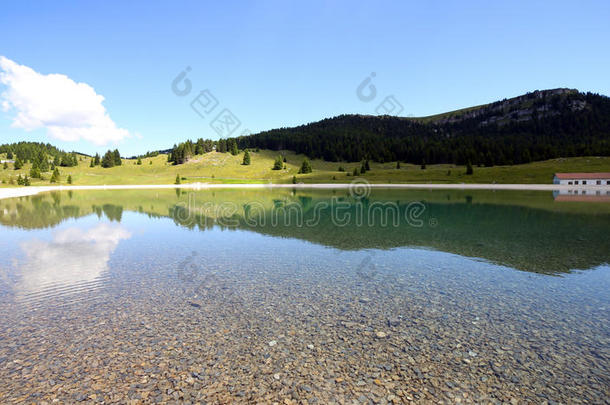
[0,188,608,403]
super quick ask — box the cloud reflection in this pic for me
[15,223,131,299]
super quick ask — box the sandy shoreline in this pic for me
[1,182,608,200]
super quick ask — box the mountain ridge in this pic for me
[230,88,609,165]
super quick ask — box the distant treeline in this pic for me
[223,91,610,165]
[0,142,79,167]
[168,138,239,165]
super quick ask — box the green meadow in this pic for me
[1,150,609,187]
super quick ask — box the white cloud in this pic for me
[0,56,130,145]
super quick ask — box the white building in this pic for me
[553,173,610,186]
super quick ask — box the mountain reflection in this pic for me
[15,223,131,300]
[1,189,609,275]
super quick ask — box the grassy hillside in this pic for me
[1,150,610,186]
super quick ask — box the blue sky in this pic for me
[1,0,609,156]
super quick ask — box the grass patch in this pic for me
[1,151,609,186]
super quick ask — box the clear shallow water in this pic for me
[0,189,608,403]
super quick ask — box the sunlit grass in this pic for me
[1,151,609,186]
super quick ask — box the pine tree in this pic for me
[94,153,100,166]
[338,166,345,172]
[137,157,142,165]
[175,174,181,184]
[67,175,73,184]
[30,166,41,179]
[466,161,473,175]
[242,149,251,165]
[17,174,23,185]
[50,168,60,183]
[292,175,297,184]
[230,140,239,156]
[3,162,7,170]
[90,158,95,168]
[101,150,115,168]
[396,161,401,169]
[272,155,283,170]
[7,151,13,159]
[365,160,370,171]
[420,161,426,170]
[353,167,359,176]
[37,151,49,172]
[23,175,30,186]
[299,158,312,174]
[113,150,122,166]
[14,157,23,170]
[53,155,61,166]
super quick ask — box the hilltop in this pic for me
[230,89,609,165]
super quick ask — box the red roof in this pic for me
[554,172,610,180]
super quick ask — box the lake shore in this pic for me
[1,182,607,200]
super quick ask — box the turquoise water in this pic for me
[0,189,608,403]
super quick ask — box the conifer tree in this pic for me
[30,167,41,179]
[50,168,60,183]
[466,161,474,175]
[230,140,239,156]
[175,174,181,184]
[101,150,115,168]
[299,158,312,174]
[242,149,251,165]
[14,157,23,170]
[272,155,283,170]
[67,175,73,184]
[113,150,122,166]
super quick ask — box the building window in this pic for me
[568,181,573,185]
[575,181,579,185]
[582,180,587,185]
[582,190,586,194]
[607,180,610,185]
[597,180,602,185]
[596,191,601,195]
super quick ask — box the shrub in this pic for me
[299,158,312,174]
